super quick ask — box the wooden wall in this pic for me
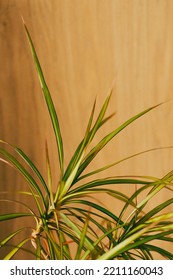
[0,0,173,259]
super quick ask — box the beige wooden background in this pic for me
[0,0,173,259]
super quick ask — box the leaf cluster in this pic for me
[0,22,173,260]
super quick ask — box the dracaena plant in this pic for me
[0,21,173,260]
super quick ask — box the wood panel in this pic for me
[0,0,173,259]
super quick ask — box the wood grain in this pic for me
[0,0,173,259]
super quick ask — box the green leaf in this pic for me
[118,184,155,222]
[67,207,118,249]
[69,177,151,195]
[45,141,54,208]
[60,212,95,252]
[127,170,173,223]
[58,231,72,260]
[87,92,112,144]
[3,238,30,260]
[0,228,26,247]
[77,146,173,182]
[144,244,173,259]
[124,212,173,239]
[69,200,125,226]
[23,21,64,175]
[0,213,32,221]
[118,230,173,258]
[97,223,156,260]
[0,148,46,209]
[0,140,49,197]
[81,223,124,260]
[75,214,90,259]
[63,92,112,182]
[16,146,49,196]
[63,98,97,182]
[74,103,162,181]
[60,187,134,207]
[41,217,62,259]
[36,238,41,260]
[134,198,173,227]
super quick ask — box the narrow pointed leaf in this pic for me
[77,146,173,182]
[0,228,26,247]
[88,92,112,144]
[63,93,112,181]
[23,22,64,174]
[60,212,94,251]
[97,223,156,260]
[0,140,49,196]
[63,98,96,181]
[129,170,173,220]
[70,177,151,195]
[3,238,30,260]
[0,148,45,208]
[0,213,32,221]
[117,230,173,259]
[75,214,90,259]
[16,146,49,196]
[45,141,54,207]
[70,200,125,226]
[144,244,173,259]
[74,104,162,180]
[134,198,173,227]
